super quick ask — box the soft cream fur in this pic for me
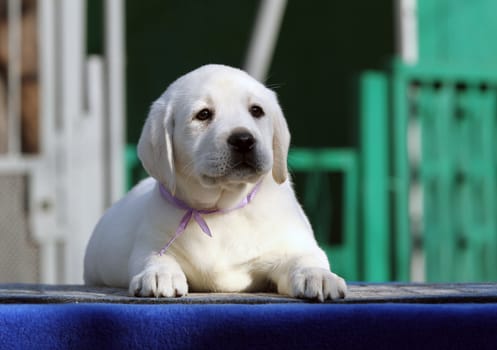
[84,64,346,301]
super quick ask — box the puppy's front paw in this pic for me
[290,267,346,302]
[129,266,188,298]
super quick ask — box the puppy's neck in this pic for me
[170,176,264,210]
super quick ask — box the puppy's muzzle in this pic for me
[222,130,268,180]
[227,131,256,154]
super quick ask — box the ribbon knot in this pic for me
[180,209,212,237]
[158,181,262,255]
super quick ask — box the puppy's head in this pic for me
[138,64,290,193]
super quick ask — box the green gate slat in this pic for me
[425,82,456,281]
[392,67,411,281]
[360,72,390,281]
[477,88,497,280]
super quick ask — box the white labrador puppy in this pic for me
[84,64,346,301]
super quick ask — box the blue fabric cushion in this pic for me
[1,303,497,349]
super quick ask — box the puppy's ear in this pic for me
[138,99,176,193]
[271,99,290,184]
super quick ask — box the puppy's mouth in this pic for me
[200,158,267,186]
[231,155,258,171]
[230,162,259,178]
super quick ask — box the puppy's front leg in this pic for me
[272,254,347,302]
[129,252,188,298]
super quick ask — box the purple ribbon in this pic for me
[158,180,262,255]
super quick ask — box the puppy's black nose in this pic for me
[227,132,256,153]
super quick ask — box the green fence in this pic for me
[392,62,497,282]
[357,60,497,283]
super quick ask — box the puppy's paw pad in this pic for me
[290,267,346,301]
[129,267,188,298]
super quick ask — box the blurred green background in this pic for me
[87,0,497,283]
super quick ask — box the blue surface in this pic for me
[1,303,497,349]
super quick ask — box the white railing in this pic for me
[244,0,287,82]
[0,0,124,284]
[6,0,22,155]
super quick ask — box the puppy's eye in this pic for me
[195,108,213,121]
[249,105,265,118]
